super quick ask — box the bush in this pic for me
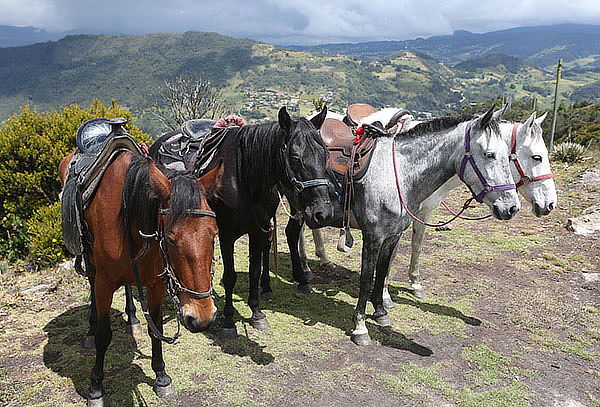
[552,142,587,163]
[0,99,150,262]
[26,202,63,266]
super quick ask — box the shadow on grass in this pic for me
[43,305,153,407]
[388,286,482,326]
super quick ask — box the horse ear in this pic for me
[535,112,548,125]
[477,105,495,129]
[492,103,509,121]
[523,111,536,129]
[310,106,327,130]
[198,161,224,194]
[278,106,292,134]
[149,163,171,203]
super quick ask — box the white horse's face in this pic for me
[462,111,520,220]
[512,113,557,216]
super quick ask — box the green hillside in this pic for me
[1,31,599,135]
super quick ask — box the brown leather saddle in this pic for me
[343,103,378,127]
[321,118,376,180]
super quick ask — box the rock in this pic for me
[567,207,600,235]
[582,273,599,283]
[21,284,55,295]
[57,258,75,273]
[581,164,600,188]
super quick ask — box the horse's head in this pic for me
[278,106,334,228]
[458,106,520,220]
[506,112,557,216]
[149,165,218,333]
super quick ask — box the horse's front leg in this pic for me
[285,216,312,293]
[248,232,270,330]
[260,240,274,302]
[352,233,383,346]
[88,281,114,407]
[219,233,238,339]
[371,235,401,326]
[124,285,142,334]
[312,228,332,267]
[407,212,433,299]
[147,283,176,399]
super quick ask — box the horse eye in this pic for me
[290,154,301,163]
[485,152,496,159]
[532,155,542,161]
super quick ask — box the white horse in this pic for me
[299,107,557,304]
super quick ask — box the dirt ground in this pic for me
[0,161,599,407]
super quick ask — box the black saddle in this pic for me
[61,118,142,257]
[155,119,230,176]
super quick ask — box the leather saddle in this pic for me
[343,103,377,127]
[320,118,376,180]
[155,119,230,176]
[61,118,143,257]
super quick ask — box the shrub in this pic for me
[0,99,150,262]
[26,202,63,266]
[552,142,587,163]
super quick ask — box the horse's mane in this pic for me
[122,155,203,242]
[400,115,501,139]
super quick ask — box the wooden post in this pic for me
[549,58,563,151]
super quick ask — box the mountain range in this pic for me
[1,24,600,135]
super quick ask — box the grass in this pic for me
[0,155,599,406]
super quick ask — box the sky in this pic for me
[1,0,600,44]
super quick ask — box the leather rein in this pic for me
[392,120,517,228]
[128,206,216,344]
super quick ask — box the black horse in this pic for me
[149,106,333,336]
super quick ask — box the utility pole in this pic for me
[549,59,563,151]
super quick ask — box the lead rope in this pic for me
[391,136,484,228]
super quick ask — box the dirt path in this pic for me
[1,162,598,407]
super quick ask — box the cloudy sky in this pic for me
[1,0,600,44]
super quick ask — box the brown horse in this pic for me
[59,151,218,406]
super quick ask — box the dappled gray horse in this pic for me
[296,108,557,304]
[283,107,520,345]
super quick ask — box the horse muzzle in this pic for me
[304,199,334,228]
[181,304,217,333]
[533,201,555,217]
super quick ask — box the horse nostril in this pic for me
[548,202,555,211]
[314,211,324,223]
[509,205,519,216]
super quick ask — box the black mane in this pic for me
[122,155,203,241]
[401,114,501,138]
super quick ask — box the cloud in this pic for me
[1,0,600,44]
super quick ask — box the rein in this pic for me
[392,120,515,228]
[127,206,216,344]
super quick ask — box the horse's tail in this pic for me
[121,155,162,260]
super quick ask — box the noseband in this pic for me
[458,120,516,203]
[509,123,553,188]
[281,142,330,192]
[132,206,216,344]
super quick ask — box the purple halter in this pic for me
[458,120,516,203]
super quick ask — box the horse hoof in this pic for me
[374,314,392,327]
[413,288,427,299]
[261,291,275,302]
[128,322,143,336]
[87,396,107,407]
[351,333,372,346]
[298,283,313,294]
[221,327,238,339]
[84,335,95,349]
[154,383,176,399]
[382,299,396,309]
[251,317,270,331]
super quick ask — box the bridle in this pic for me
[392,119,516,227]
[457,120,516,203]
[131,206,216,344]
[509,123,553,188]
[281,141,330,193]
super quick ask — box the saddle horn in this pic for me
[386,109,412,130]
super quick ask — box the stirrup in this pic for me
[337,227,354,252]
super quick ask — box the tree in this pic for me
[152,74,225,131]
